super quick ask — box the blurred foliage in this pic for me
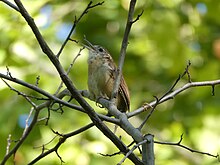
[1,0,220,164]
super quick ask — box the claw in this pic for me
[96,102,104,108]
[143,102,152,111]
[96,96,105,108]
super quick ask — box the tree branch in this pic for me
[28,123,94,164]
[0,72,121,124]
[1,103,41,165]
[111,0,140,100]
[12,0,143,164]
[128,79,220,118]
[56,1,104,58]
[0,72,83,112]
[54,47,84,95]
[155,134,219,159]
[138,75,182,130]
[0,0,19,12]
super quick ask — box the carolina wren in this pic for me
[83,39,130,113]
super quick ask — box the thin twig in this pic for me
[1,78,37,108]
[155,134,219,159]
[56,1,104,58]
[99,151,121,157]
[0,72,119,124]
[118,139,147,165]
[130,62,193,119]
[132,10,144,23]
[0,0,19,12]
[128,79,220,118]
[33,135,59,150]
[0,72,83,111]
[181,60,192,82]
[1,104,41,165]
[111,0,141,101]
[138,75,182,130]
[35,75,40,86]
[56,150,65,164]
[138,96,159,130]
[212,85,215,96]
[22,108,34,138]
[6,66,14,79]
[2,76,48,101]
[55,47,84,95]
[6,134,12,155]
[29,123,94,164]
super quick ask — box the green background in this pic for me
[0,0,220,164]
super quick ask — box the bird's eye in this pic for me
[98,47,104,52]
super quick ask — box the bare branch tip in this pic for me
[98,151,121,157]
[73,15,78,24]
[178,134,184,144]
[88,1,93,6]
[6,66,13,79]
[132,10,144,23]
[211,85,215,96]
[35,75,40,86]
[87,1,104,9]
[143,102,152,111]
[181,133,184,138]
[181,60,192,82]
[69,38,79,44]
[153,95,159,103]
[56,150,65,164]
[51,128,63,137]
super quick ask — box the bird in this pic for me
[83,39,130,114]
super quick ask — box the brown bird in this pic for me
[83,39,130,114]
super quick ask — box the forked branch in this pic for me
[155,134,219,160]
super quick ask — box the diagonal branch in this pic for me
[2,78,37,108]
[138,75,182,130]
[0,0,19,11]
[28,123,94,164]
[155,134,219,159]
[111,0,140,101]
[56,1,104,58]
[54,47,84,95]
[128,79,220,118]
[0,72,83,112]
[12,0,143,164]
[0,73,119,123]
[1,103,41,165]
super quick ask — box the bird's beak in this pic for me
[83,38,95,51]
